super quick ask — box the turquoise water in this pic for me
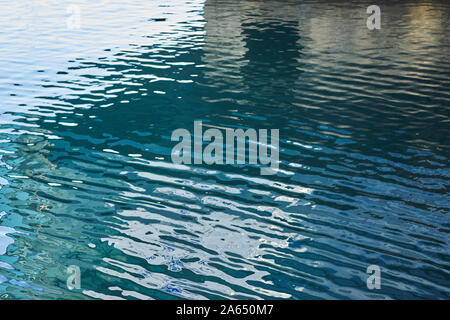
[0,0,449,299]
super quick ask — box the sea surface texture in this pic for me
[0,0,449,299]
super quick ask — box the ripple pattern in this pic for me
[0,0,449,299]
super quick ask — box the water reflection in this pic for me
[0,0,449,299]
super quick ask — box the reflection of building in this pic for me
[202,0,304,102]
[405,4,443,51]
[202,1,248,88]
[200,0,447,132]
[202,1,445,75]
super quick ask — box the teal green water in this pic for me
[0,0,449,299]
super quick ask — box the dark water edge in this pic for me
[0,0,449,299]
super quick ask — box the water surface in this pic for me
[0,0,449,299]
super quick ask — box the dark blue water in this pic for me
[0,0,449,299]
